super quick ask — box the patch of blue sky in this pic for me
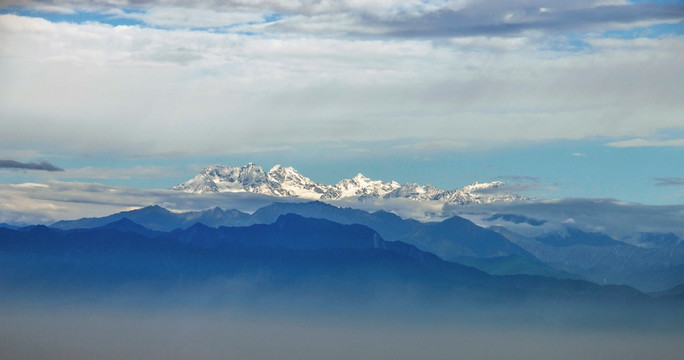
[0,8,145,27]
[141,139,684,205]
[1,139,682,204]
[263,13,285,23]
[539,34,593,53]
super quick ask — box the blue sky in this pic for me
[0,0,683,214]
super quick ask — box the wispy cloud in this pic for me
[57,166,180,180]
[571,152,586,157]
[393,140,468,151]
[606,138,684,148]
[654,177,684,187]
[492,175,560,198]
[0,160,63,172]
[496,175,542,184]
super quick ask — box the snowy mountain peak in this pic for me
[267,164,330,199]
[173,163,528,205]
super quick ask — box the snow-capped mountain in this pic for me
[267,165,330,198]
[172,163,528,204]
[321,174,402,200]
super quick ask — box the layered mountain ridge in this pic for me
[49,201,684,292]
[172,163,527,205]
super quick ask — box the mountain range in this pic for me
[48,201,684,291]
[1,213,650,307]
[5,198,684,333]
[51,202,542,268]
[492,226,684,292]
[171,163,528,204]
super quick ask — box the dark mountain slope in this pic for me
[0,218,646,305]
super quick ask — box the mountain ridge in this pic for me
[1,216,650,306]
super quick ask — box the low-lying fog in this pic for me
[2,301,682,360]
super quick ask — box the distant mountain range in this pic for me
[1,213,649,306]
[47,201,684,291]
[50,202,547,275]
[171,163,528,204]
[491,226,684,292]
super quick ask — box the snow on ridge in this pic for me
[172,163,528,205]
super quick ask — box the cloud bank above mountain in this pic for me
[0,1,682,159]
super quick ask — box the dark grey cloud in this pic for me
[365,2,684,38]
[654,177,684,187]
[0,160,64,172]
[3,1,682,38]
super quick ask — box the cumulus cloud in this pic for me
[0,160,63,171]
[0,1,682,159]
[0,13,682,158]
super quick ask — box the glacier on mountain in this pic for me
[172,163,528,205]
